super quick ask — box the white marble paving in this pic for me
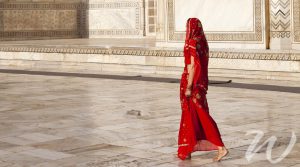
[19,133,64,143]
[20,148,74,160]
[0,72,299,166]
[0,136,37,146]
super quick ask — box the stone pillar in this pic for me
[269,0,292,49]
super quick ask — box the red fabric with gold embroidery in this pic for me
[177,18,225,160]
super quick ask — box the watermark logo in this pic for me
[245,130,297,164]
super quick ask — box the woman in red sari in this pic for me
[177,18,228,161]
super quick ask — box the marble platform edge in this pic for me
[0,61,299,82]
[0,45,300,61]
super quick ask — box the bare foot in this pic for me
[186,153,191,159]
[177,153,191,160]
[213,147,229,162]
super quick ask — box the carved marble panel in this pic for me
[0,2,83,40]
[2,10,77,31]
[87,0,143,37]
[167,0,264,42]
[89,9,137,30]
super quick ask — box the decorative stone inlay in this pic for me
[147,0,156,34]
[0,46,299,61]
[0,2,84,40]
[3,10,77,31]
[270,0,291,38]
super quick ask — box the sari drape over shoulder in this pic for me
[177,18,225,160]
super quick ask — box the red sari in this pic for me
[177,18,225,160]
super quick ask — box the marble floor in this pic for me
[0,71,299,167]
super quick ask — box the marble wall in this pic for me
[1,0,300,50]
[0,0,153,40]
[156,0,266,49]
[156,0,300,50]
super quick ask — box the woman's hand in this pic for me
[185,88,192,97]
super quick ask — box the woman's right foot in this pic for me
[177,153,191,160]
[213,147,229,162]
[186,153,191,159]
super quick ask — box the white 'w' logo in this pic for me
[245,130,297,164]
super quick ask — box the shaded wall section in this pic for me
[0,0,89,41]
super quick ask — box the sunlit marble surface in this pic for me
[0,71,299,167]
[175,0,254,32]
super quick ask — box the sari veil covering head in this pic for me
[184,18,209,61]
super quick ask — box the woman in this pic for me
[177,18,228,161]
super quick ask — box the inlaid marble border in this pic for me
[293,0,300,42]
[0,46,299,61]
[167,0,264,42]
[270,0,291,38]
